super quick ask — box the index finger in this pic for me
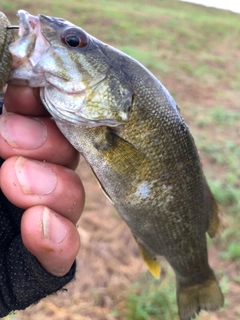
[4,85,50,117]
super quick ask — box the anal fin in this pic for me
[134,236,161,279]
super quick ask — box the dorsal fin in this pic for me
[205,180,224,238]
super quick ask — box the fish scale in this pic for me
[0,10,224,320]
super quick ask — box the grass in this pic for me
[2,0,240,319]
[196,106,240,127]
[121,268,178,320]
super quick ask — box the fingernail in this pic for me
[15,156,57,195]
[0,112,47,149]
[42,207,66,243]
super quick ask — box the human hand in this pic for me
[0,85,84,316]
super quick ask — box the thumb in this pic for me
[21,206,80,277]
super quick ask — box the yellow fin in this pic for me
[134,236,161,279]
[143,256,161,279]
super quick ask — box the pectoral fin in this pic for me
[88,127,147,203]
[101,129,146,177]
[134,236,161,279]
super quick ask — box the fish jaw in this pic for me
[8,10,133,127]
[8,10,49,87]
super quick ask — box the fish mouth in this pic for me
[8,10,50,86]
[18,10,40,37]
[17,10,74,40]
[17,10,50,67]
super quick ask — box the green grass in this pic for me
[196,106,240,127]
[2,0,240,319]
[119,269,178,320]
[220,242,240,261]
[201,141,240,176]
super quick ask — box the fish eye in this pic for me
[61,28,88,48]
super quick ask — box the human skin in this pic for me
[0,84,84,277]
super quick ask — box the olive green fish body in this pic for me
[55,45,223,319]
[8,11,224,320]
[57,47,212,277]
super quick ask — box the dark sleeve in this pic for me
[0,103,76,317]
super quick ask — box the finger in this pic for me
[21,206,81,277]
[0,156,84,224]
[4,85,49,116]
[0,112,79,169]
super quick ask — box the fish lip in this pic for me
[17,10,39,37]
[17,10,30,36]
[17,10,74,41]
[9,10,51,86]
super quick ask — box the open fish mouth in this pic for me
[18,10,40,37]
[9,10,50,73]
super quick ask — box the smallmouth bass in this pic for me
[2,10,224,320]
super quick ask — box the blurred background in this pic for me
[2,0,240,319]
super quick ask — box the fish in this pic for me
[0,12,14,92]
[6,10,224,320]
